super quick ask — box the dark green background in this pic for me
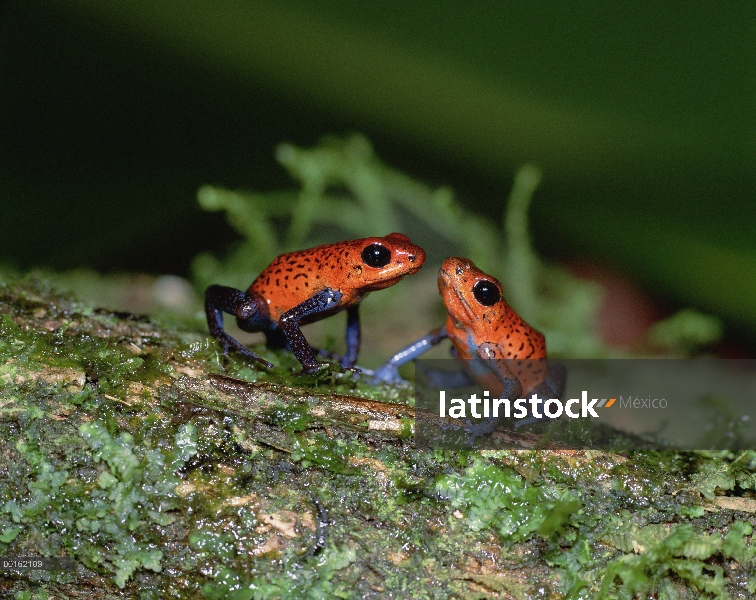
[1,1,754,340]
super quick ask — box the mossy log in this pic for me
[1,279,754,599]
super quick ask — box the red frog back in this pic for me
[438,257,547,397]
[250,233,425,322]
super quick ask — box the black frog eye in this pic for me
[361,243,392,268]
[472,280,500,306]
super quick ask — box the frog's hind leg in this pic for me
[310,305,360,369]
[341,305,360,368]
[204,285,273,368]
[514,362,567,429]
[542,361,567,399]
[463,375,523,442]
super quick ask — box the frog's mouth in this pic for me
[397,257,425,277]
[438,268,475,322]
[363,269,415,292]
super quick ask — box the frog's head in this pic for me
[351,233,426,291]
[438,257,506,328]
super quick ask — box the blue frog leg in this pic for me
[371,326,447,384]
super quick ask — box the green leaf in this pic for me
[0,526,21,543]
[689,460,734,499]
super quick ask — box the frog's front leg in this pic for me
[371,327,447,385]
[279,288,343,373]
[204,285,274,368]
[464,349,523,440]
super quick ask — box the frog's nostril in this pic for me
[408,255,415,262]
[456,267,463,275]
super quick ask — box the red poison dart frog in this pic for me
[374,256,564,436]
[205,234,426,373]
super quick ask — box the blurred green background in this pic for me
[1,1,754,344]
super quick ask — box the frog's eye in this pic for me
[361,243,392,268]
[472,280,500,306]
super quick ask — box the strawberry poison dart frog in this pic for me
[373,256,563,435]
[205,234,426,373]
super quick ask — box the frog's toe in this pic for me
[217,335,273,369]
[295,361,332,376]
[236,348,273,369]
[248,354,275,369]
[464,417,500,442]
[370,364,408,386]
[339,356,358,369]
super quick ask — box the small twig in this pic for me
[103,394,133,407]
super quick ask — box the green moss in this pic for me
[5,355,753,598]
[197,544,357,600]
[596,520,754,599]
[1,415,197,589]
[0,283,171,400]
[0,313,54,373]
[457,448,756,598]
[436,456,579,545]
[290,435,359,474]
